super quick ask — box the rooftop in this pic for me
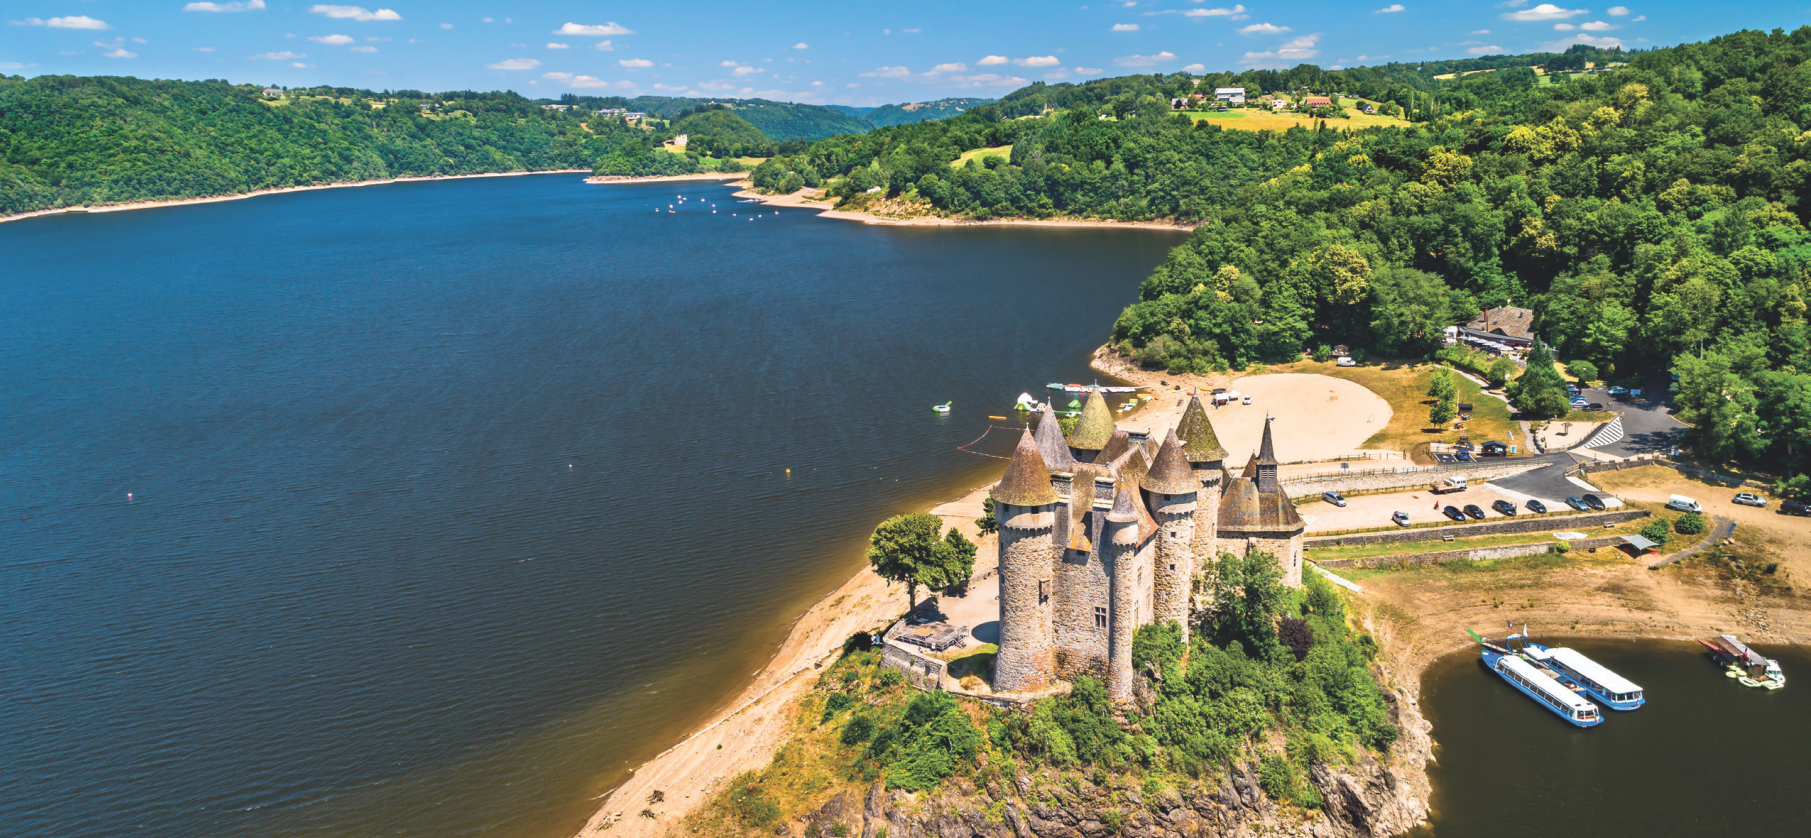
[1466,306,1535,341]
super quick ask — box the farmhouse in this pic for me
[262,88,283,98]
[1462,305,1537,348]
[1304,96,1334,109]
[1213,87,1246,105]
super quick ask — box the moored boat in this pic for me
[1699,635,1784,690]
[1524,642,1646,710]
[1482,648,1604,727]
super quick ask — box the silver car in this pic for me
[1733,493,1767,508]
[1323,491,1347,507]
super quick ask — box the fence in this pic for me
[1306,509,1648,546]
[1282,456,1532,484]
[1314,534,1629,568]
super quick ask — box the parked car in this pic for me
[1392,511,1411,526]
[1565,496,1590,511]
[1571,398,1590,409]
[1733,492,1767,508]
[1463,504,1487,520]
[1337,357,1357,367]
[1526,499,1548,514]
[1323,491,1348,507]
[1585,403,1606,412]
[1442,505,1467,521]
[1782,499,1810,516]
[1581,494,1608,511]
[1608,385,1629,395]
[1455,451,1475,462]
[1242,394,1252,405]
[1491,500,1518,516]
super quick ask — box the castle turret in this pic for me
[1255,416,1281,492]
[1067,388,1114,463]
[1104,479,1141,700]
[1141,430,1198,642]
[1033,408,1077,474]
[1218,418,1307,588]
[992,427,1058,692]
[1174,389,1229,568]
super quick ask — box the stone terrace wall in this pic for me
[1284,461,1542,498]
[879,643,945,691]
[1315,534,1628,568]
[1307,509,1649,547]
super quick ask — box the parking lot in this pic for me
[1299,481,1580,532]
[1576,383,1688,457]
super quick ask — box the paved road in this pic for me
[1577,382,1687,457]
[1491,454,1603,504]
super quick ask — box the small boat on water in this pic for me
[1524,642,1646,710]
[1482,647,1604,727]
[1046,382,1148,393]
[1699,635,1784,690]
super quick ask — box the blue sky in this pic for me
[3,2,1807,105]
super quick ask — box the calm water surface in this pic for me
[1416,639,1811,837]
[0,175,1183,838]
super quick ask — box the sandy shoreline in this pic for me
[727,186,1199,232]
[0,169,593,226]
[584,172,749,185]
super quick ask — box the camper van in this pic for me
[1666,495,1702,513]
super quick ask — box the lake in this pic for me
[0,175,1184,838]
[1415,638,1811,837]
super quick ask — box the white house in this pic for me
[261,88,282,98]
[1213,87,1246,105]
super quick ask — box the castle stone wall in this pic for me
[994,502,1056,693]
[1150,491,1196,642]
[1053,545,1110,681]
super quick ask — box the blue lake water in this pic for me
[0,174,1183,838]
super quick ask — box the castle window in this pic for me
[1038,580,1049,605]
[1170,563,1176,571]
[1093,606,1107,629]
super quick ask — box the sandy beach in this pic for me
[0,169,592,226]
[728,186,1199,232]
[583,172,750,186]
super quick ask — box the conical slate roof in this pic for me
[1096,428,1133,465]
[1174,390,1229,463]
[1067,388,1114,453]
[1107,478,1139,523]
[1141,430,1198,494]
[992,427,1057,506]
[1256,416,1279,466]
[1033,409,1076,471]
[1239,453,1259,480]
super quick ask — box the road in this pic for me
[1576,382,1688,457]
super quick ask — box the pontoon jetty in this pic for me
[1699,635,1785,690]
[1524,642,1646,710]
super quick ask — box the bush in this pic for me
[1674,512,1705,535]
[822,692,856,721]
[841,715,876,745]
[726,773,781,827]
[1132,620,1185,676]
[1312,344,1334,362]
[877,669,904,688]
[1639,519,1671,547]
[1567,360,1598,383]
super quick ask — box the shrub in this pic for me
[1132,620,1185,676]
[841,715,876,745]
[822,692,856,721]
[1674,512,1705,535]
[1312,344,1334,362]
[1278,617,1314,662]
[1639,519,1671,547]
[1567,360,1598,383]
[877,669,904,688]
[726,773,781,827]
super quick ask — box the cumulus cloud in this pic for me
[1502,4,1587,21]
[555,22,633,36]
[350,45,376,52]
[1468,44,1503,53]
[11,16,111,30]
[1540,33,1624,51]
[1112,23,1140,31]
[546,42,569,49]
[249,51,305,60]
[0,61,35,69]
[1075,66,1105,75]
[1016,55,1060,66]
[861,66,912,77]
[946,73,1028,88]
[594,40,615,51]
[1184,5,1246,17]
[308,5,401,21]
[1181,63,1206,72]
[1113,51,1176,67]
[1607,5,1630,14]
[184,1,267,12]
[977,55,1009,65]
[195,47,216,52]
[291,62,312,68]
[1375,4,1405,12]
[309,34,354,44]
[618,58,653,68]
[1239,23,1290,35]
[1240,33,1321,67]
[720,61,765,76]
[1581,20,1617,30]
[101,46,137,59]
[791,42,808,49]
[1472,29,1492,34]
[930,62,968,72]
[486,57,540,70]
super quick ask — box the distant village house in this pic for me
[1462,305,1537,349]
[262,88,283,98]
[1304,96,1334,109]
[1214,87,1246,105]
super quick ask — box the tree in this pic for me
[1369,267,1453,354]
[1567,359,1599,383]
[867,513,966,609]
[975,498,998,535]
[1429,386,1457,427]
[1427,367,1457,401]
[1487,356,1518,389]
[1206,550,1288,660]
[1509,339,1571,419]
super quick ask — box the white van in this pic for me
[1666,494,1701,513]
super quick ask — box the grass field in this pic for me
[1179,107,1408,132]
[952,145,1012,167]
[1306,519,1652,564]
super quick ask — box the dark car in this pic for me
[1463,504,1487,520]
[1565,496,1589,511]
[1581,494,1607,511]
[1455,451,1475,462]
[1392,511,1411,526]
[1783,499,1810,517]
[1491,500,1518,516]
[1442,505,1468,521]
[1526,499,1548,514]
[1585,403,1606,412]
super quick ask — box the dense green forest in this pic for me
[554,94,872,141]
[851,97,996,128]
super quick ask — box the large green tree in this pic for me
[1510,340,1572,420]
[865,513,975,609]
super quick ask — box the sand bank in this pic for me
[0,169,592,226]
[583,172,750,185]
[729,186,1198,232]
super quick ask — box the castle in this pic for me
[990,388,1306,700]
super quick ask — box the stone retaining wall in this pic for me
[1285,461,1541,498]
[1315,534,1628,568]
[1307,509,1649,546]
[879,642,945,690]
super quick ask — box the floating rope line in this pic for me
[957,424,1029,459]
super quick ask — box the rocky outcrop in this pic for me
[825,685,1432,838]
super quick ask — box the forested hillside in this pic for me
[556,95,871,141]
[863,97,995,128]
[0,75,691,215]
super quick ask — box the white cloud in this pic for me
[1472,29,1492,34]
[439,23,452,29]
[1375,4,1405,12]
[101,47,137,59]
[861,65,912,77]
[1181,63,1206,72]
[485,57,540,70]
[944,73,1027,88]
[547,42,569,49]
[350,45,376,52]
[1633,14,1645,21]
[1015,55,1060,67]
[11,16,111,30]
[930,62,968,72]
[249,51,305,60]
[1239,23,1290,35]
[1468,44,1503,53]
[366,37,390,42]
[184,1,267,12]
[309,34,355,45]
[1183,5,1246,17]
[1113,50,1176,67]
[618,58,653,68]
[291,62,312,68]
[1581,20,1617,30]
[555,22,633,36]
[1540,33,1624,50]
[308,5,401,22]
[731,64,764,75]
[1240,33,1321,67]
[1607,5,1630,14]
[0,61,35,69]
[594,40,615,51]
[791,42,808,49]
[977,55,1009,65]
[1112,23,1140,31]
[195,47,216,52]
[483,17,494,23]
[1502,4,1587,21]
[542,71,572,79]
[1553,23,1575,30]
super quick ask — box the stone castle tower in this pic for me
[992,388,1305,699]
